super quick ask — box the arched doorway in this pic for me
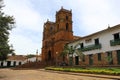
[7,61,11,67]
[48,50,51,60]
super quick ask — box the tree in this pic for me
[26,54,36,58]
[0,0,15,61]
[60,43,84,66]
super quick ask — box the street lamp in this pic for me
[56,52,58,66]
[36,49,38,62]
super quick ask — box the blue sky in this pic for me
[3,0,120,55]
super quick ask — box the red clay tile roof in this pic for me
[7,55,27,61]
[69,24,120,43]
[73,36,81,40]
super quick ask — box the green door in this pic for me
[69,57,73,66]
[117,50,120,65]
[107,52,113,65]
[75,56,79,65]
[89,54,93,65]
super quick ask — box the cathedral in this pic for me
[41,7,120,66]
[41,7,79,65]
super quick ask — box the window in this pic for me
[85,38,92,43]
[113,33,120,40]
[50,26,53,31]
[98,53,101,61]
[66,16,68,20]
[66,23,69,30]
[95,38,99,45]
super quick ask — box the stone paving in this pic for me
[0,68,119,80]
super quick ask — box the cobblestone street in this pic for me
[0,69,119,80]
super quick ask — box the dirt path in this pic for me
[0,68,118,80]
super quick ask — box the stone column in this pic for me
[112,50,117,65]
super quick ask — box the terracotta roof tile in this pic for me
[7,55,27,61]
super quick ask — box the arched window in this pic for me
[50,26,53,31]
[66,16,68,20]
[66,23,69,30]
[50,26,54,34]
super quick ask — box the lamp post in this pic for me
[56,52,58,66]
[36,49,38,62]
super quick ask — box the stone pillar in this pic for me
[112,50,117,65]
[85,55,89,66]
[101,52,107,65]
[93,54,98,65]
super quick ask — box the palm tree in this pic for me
[60,44,84,66]
[75,48,84,61]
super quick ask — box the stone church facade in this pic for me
[41,7,120,66]
[41,7,78,65]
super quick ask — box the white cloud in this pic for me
[9,34,41,55]
[3,0,120,55]
[3,0,43,55]
[63,0,120,36]
[3,0,44,32]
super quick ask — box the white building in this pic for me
[67,24,120,66]
[0,55,27,68]
[27,55,41,62]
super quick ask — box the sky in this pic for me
[3,0,120,55]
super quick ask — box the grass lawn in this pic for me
[45,67,120,75]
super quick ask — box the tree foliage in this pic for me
[60,44,84,65]
[0,0,15,60]
[26,54,36,58]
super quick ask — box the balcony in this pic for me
[110,39,120,46]
[78,44,101,52]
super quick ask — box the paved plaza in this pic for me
[0,68,119,80]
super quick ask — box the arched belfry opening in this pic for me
[66,23,69,30]
[48,50,51,60]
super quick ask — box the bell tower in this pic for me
[41,7,74,65]
[56,7,72,33]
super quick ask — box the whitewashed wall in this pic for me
[0,60,27,67]
[27,57,37,62]
[68,27,120,56]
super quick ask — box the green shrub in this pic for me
[45,67,120,75]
